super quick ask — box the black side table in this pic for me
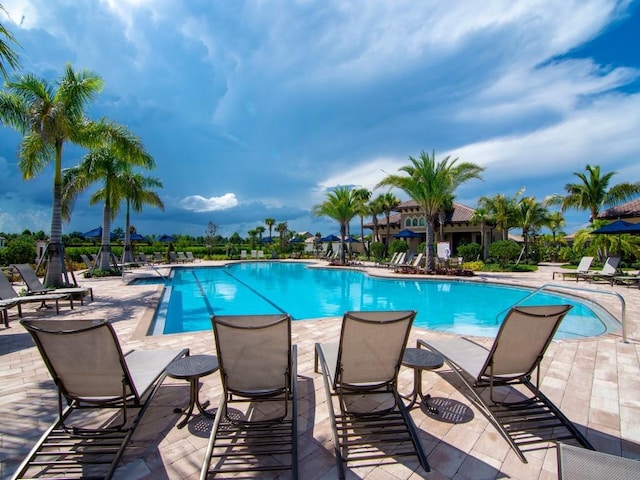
[166,354,219,428]
[402,347,444,413]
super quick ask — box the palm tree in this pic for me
[378,192,400,256]
[573,220,640,262]
[353,188,371,256]
[0,5,20,80]
[0,63,136,286]
[247,229,258,249]
[62,140,154,271]
[265,217,276,240]
[377,150,484,271]
[119,173,164,264]
[478,190,522,241]
[513,196,549,260]
[470,207,492,260]
[367,196,385,246]
[437,195,454,242]
[255,226,266,243]
[276,221,288,250]
[546,164,640,224]
[311,186,359,264]
[546,211,565,261]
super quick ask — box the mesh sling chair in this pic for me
[314,310,429,479]
[420,304,594,463]
[13,263,94,305]
[15,319,188,480]
[557,443,640,480]
[200,314,298,479]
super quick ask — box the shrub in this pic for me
[462,260,484,271]
[370,241,385,259]
[4,236,36,265]
[456,243,481,261]
[488,240,521,267]
[389,240,408,255]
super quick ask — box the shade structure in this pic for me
[289,237,304,243]
[320,234,340,242]
[394,229,422,239]
[591,219,640,235]
[159,234,175,243]
[128,233,149,242]
[82,227,102,239]
[259,236,274,243]
[343,236,360,243]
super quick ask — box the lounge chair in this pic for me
[0,273,73,325]
[315,310,429,478]
[257,250,265,260]
[80,254,95,270]
[168,251,179,263]
[376,251,398,268]
[395,252,424,273]
[15,319,188,480]
[250,249,257,259]
[577,256,620,284]
[186,251,196,262]
[552,256,594,281]
[201,314,298,479]
[419,305,594,462]
[177,251,188,263]
[13,264,93,305]
[240,249,247,260]
[153,252,164,264]
[557,443,640,480]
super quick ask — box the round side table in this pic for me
[401,347,444,413]
[166,354,219,429]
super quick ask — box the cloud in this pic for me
[178,193,239,212]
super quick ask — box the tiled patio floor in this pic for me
[1,262,638,479]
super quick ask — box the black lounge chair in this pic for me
[315,310,429,479]
[420,305,594,463]
[557,443,640,479]
[15,319,188,479]
[200,314,298,479]
[13,263,94,304]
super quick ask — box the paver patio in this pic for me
[1,261,638,479]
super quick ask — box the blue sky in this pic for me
[0,0,639,239]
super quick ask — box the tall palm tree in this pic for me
[367,196,385,246]
[247,229,258,249]
[546,164,640,224]
[353,188,371,257]
[119,173,164,263]
[377,151,484,271]
[437,194,454,242]
[265,217,276,240]
[255,226,266,243]
[276,221,288,250]
[311,186,359,264]
[378,192,400,256]
[513,196,549,260]
[0,5,20,80]
[478,190,522,241]
[62,140,154,271]
[0,63,139,286]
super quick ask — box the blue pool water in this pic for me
[144,262,617,338]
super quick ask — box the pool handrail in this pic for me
[496,282,627,343]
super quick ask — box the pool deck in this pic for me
[1,261,639,479]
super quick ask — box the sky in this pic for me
[0,0,639,239]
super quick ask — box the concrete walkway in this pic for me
[1,261,638,479]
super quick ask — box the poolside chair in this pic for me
[16,319,188,480]
[177,251,188,263]
[201,314,298,479]
[257,250,265,260]
[168,251,179,263]
[240,249,247,260]
[419,305,593,463]
[552,256,594,281]
[376,251,398,268]
[186,251,196,262]
[0,273,72,325]
[577,256,620,284]
[314,310,429,478]
[395,252,424,273]
[153,252,164,264]
[250,249,257,259]
[557,443,640,480]
[13,264,94,305]
[80,254,95,270]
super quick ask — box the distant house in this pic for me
[364,200,503,258]
[597,198,640,223]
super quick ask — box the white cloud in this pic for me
[178,193,239,212]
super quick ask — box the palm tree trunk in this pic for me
[44,143,64,288]
[425,214,436,272]
[360,215,367,257]
[385,212,391,256]
[100,200,112,270]
[340,222,347,264]
[122,200,133,264]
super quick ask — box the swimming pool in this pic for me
[144,262,618,339]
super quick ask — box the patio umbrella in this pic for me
[591,219,640,235]
[159,234,175,243]
[129,233,149,242]
[259,236,274,243]
[394,229,421,239]
[320,234,340,242]
[289,237,304,243]
[344,236,360,243]
[82,226,103,239]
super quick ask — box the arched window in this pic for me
[412,218,418,227]
[405,218,411,227]
[419,218,425,226]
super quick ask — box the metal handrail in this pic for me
[496,282,628,343]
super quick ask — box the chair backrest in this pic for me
[335,310,416,389]
[602,256,620,275]
[240,250,247,259]
[393,252,406,266]
[212,314,292,397]
[14,263,45,291]
[412,253,423,267]
[479,305,572,378]
[576,256,594,273]
[20,319,138,401]
[0,272,19,300]
[387,252,399,264]
[169,251,178,261]
[186,252,195,261]
[80,254,94,269]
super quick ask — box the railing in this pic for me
[496,282,628,343]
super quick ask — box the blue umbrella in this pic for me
[129,233,149,242]
[159,234,175,242]
[259,236,274,243]
[289,237,304,243]
[394,229,421,239]
[344,236,360,243]
[320,234,340,242]
[591,219,640,235]
[82,226,102,239]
